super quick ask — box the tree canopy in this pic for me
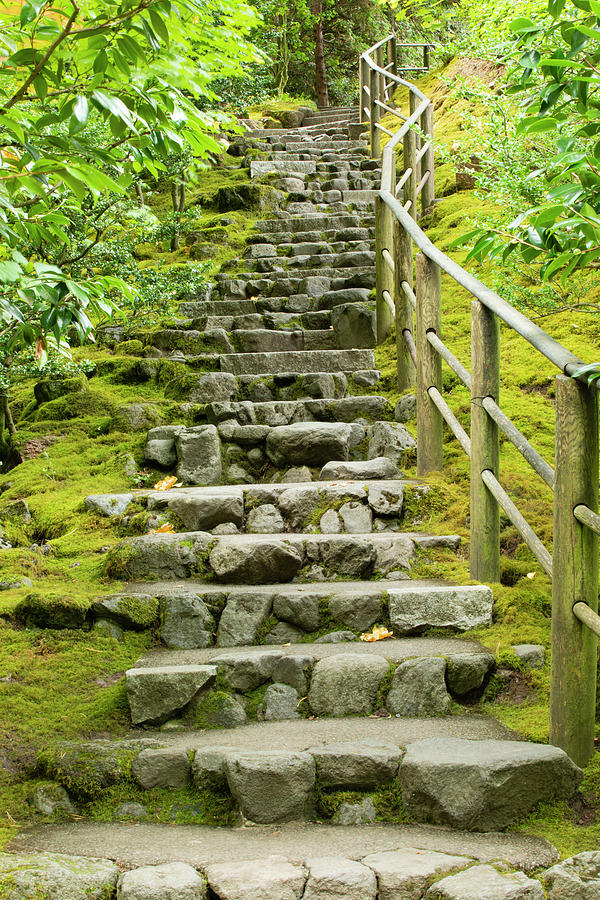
[0,0,259,359]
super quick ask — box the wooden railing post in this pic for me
[359,57,369,124]
[376,45,385,103]
[421,102,435,213]
[393,218,415,392]
[409,92,422,186]
[389,36,397,76]
[375,195,394,344]
[369,66,380,159]
[403,119,417,220]
[424,44,430,70]
[416,253,442,474]
[470,300,500,583]
[550,375,599,767]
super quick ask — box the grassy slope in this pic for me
[0,76,599,854]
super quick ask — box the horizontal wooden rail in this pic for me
[382,248,394,273]
[404,328,417,366]
[573,601,600,638]
[374,99,407,120]
[401,280,416,309]
[481,469,553,576]
[375,122,394,138]
[429,386,471,456]
[426,331,471,389]
[573,503,600,535]
[482,396,555,490]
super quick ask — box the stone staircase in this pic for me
[5,104,588,899]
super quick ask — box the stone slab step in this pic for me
[114,477,416,534]
[163,369,378,404]
[283,141,368,153]
[343,189,378,202]
[184,310,332,333]
[178,299,255,317]
[257,214,370,233]
[104,529,461,584]
[303,113,359,125]
[247,227,375,245]
[8,821,558,872]
[103,579,493,649]
[240,250,375,273]
[126,635,495,723]
[251,160,318,178]
[200,395,392,426]
[32,721,581,829]
[218,348,375,374]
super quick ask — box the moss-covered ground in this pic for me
[0,74,599,856]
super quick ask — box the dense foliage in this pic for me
[0,0,259,358]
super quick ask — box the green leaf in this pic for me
[149,8,170,45]
[33,75,47,100]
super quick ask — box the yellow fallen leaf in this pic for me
[361,625,393,642]
[526,572,536,580]
[154,476,178,491]
[148,522,176,534]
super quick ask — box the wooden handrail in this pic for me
[362,34,600,769]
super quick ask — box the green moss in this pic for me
[13,593,90,629]
[87,782,238,826]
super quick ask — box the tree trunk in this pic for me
[312,0,329,108]
[135,182,145,206]
[2,394,16,437]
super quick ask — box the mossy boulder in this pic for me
[33,374,88,405]
[38,740,147,799]
[117,339,145,356]
[14,593,89,629]
[216,183,262,212]
[34,389,116,422]
[91,594,160,630]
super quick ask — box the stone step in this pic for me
[141,418,413,485]
[125,634,496,724]
[218,348,375,374]
[251,160,318,177]
[163,369,380,403]
[257,214,372,233]
[34,719,580,831]
[238,250,375,274]
[104,529,459,584]
[6,823,559,885]
[246,225,375,247]
[216,267,376,300]
[303,113,359,125]
[282,141,368,153]
[94,476,412,533]
[177,298,255,317]
[199,394,391,426]
[184,310,332,333]
[102,578,494,646]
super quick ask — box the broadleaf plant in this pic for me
[0,0,260,353]
[458,0,600,282]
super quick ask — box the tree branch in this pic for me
[2,2,80,113]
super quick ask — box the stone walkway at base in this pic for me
[3,105,595,900]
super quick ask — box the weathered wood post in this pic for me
[393,218,415,392]
[403,110,417,219]
[376,45,385,103]
[470,300,500,582]
[389,36,397,76]
[550,375,599,767]
[424,44,430,70]
[421,102,435,214]
[415,253,442,474]
[359,57,369,124]
[409,92,422,186]
[375,157,395,343]
[369,66,381,159]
